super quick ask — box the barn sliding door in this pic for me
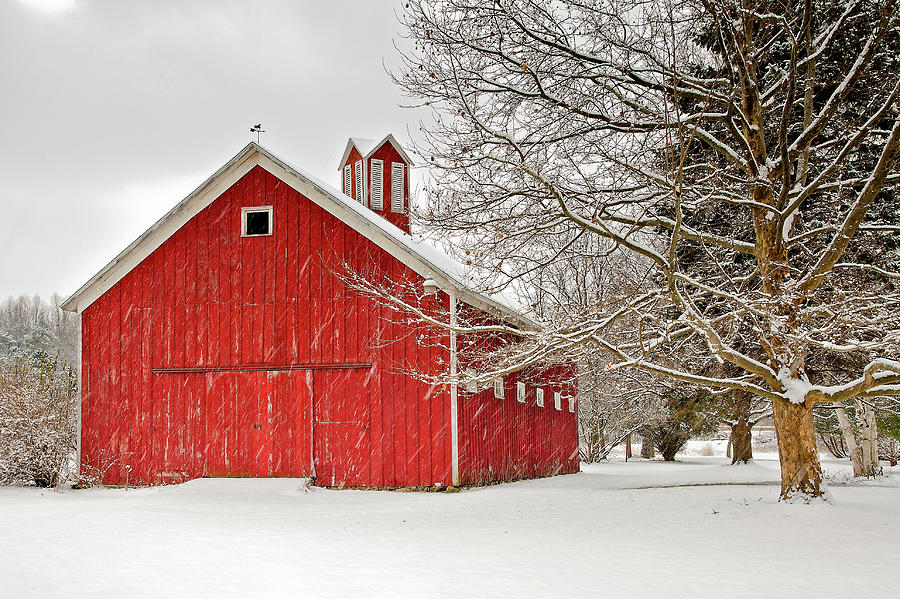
[204,370,314,478]
[152,369,313,479]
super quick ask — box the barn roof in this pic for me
[61,142,535,328]
[337,133,414,169]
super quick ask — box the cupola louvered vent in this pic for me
[371,159,384,211]
[354,160,364,203]
[391,162,404,213]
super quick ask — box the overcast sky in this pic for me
[0,0,424,301]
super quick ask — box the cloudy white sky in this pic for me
[0,0,424,300]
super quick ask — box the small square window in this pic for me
[464,367,477,393]
[242,206,273,237]
[554,391,562,411]
[493,377,504,399]
[516,382,526,403]
[536,388,545,408]
[568,396,576,413]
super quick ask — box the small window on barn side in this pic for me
[343,164,352,196]
[516,382,526,403]
[568,396,576,413]
[536,388,545,408]
[370,159,384,210]
[493,377,504,399]
[391,162,404,213]
[554,391,562,411]
[464,367,477,393]
[241,206,273,237]
[355,160,364,203]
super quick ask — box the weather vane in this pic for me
[250,123,265,143]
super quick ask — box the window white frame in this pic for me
[391,162,404,213]
[554,391,562,411]
[464,367,477,393]
[568,396,576,413]
[370,159,384,210]
[493,377,504,399]
[516,382,526,403]
[240,205,273,237]
[536,388,545,408]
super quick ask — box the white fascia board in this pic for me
[61,143,259,313]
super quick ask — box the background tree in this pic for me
[396,0,900,499]
[577,363,666,461]
[643,385,720,461]
[0,295,78,365]
[718,391,770,464]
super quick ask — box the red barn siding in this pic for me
[79,159,577,488]
[457,365,579,485]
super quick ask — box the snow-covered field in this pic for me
[2,454,898,598]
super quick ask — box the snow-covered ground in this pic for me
[2,454,898,598]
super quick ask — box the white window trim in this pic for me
[493,377,504,399]
[516,382,526,404]
[536,388,545,408]
[343,164,352,196]
[554,391,562,411]
[240,205,273,237]
[464,367,477,393]
[568,396,576,413]
[370,159,384,210]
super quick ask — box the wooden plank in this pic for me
[309,203,322,363]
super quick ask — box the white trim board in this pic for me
[62,143,536,330]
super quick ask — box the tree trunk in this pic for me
[585,423,602,462]
[660,445,678,461]
[857,401,880,477]
[772,399,824,500]
[624,433,632,460]
[731,419,753,464]
[726,432,732,458]
[835,403,864,477]
[820,432,848,459]
[640,435,654,459]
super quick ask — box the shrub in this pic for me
[0,351,77,486]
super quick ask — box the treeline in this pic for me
[0,294,78,367]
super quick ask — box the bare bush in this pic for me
[0,352,78,487]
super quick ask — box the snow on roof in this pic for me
[350,137,376,156]
[337,134,415,170]
[62,142,535,329]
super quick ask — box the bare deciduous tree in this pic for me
[394,0,900,499]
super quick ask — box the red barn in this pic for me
[61,136,579,488]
